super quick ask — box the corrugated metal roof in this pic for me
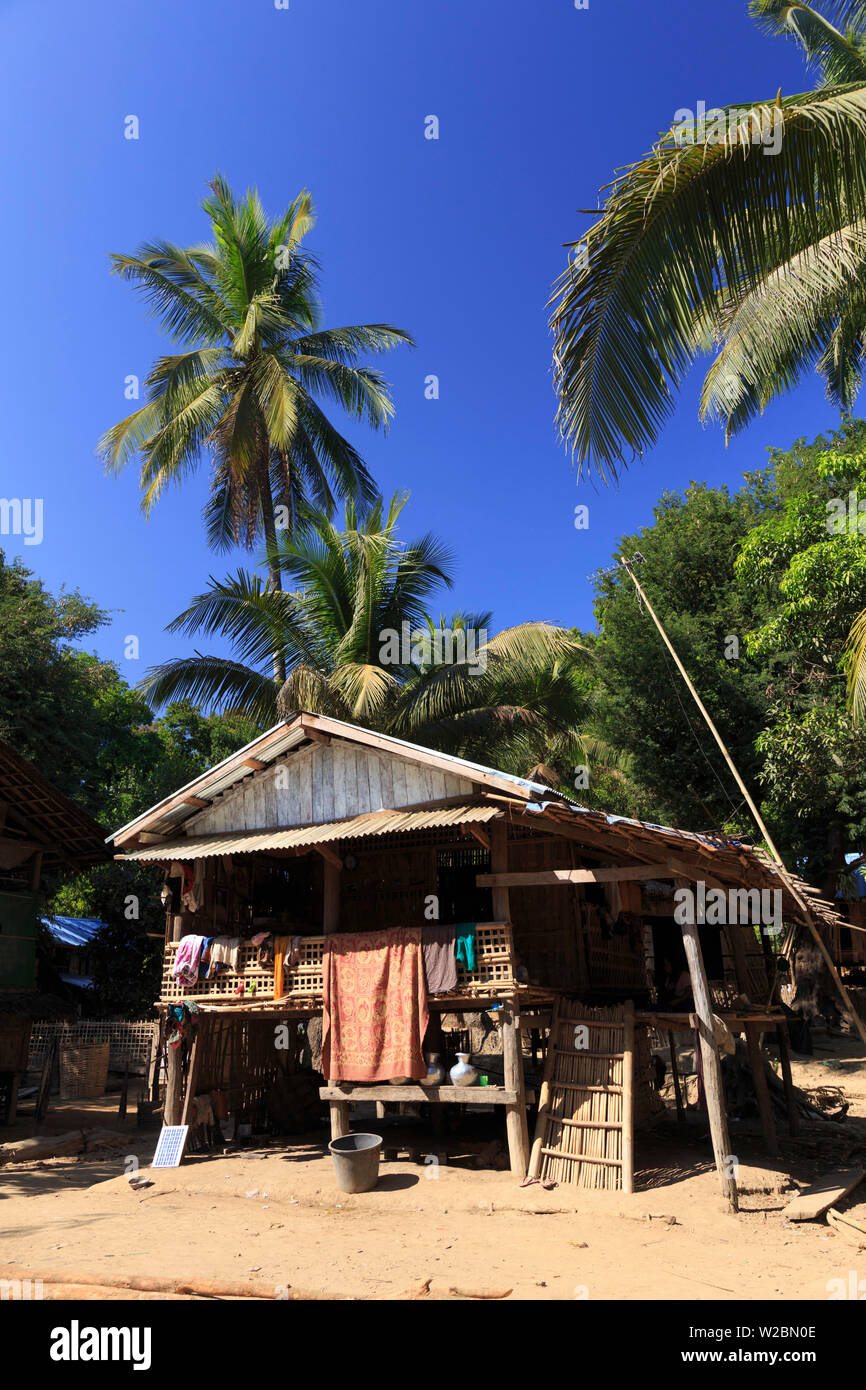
[119,804,501,862]
[41,916,104,946]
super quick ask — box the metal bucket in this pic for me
[328,1132,382,1193]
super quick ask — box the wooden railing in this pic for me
[159,922,519,1006]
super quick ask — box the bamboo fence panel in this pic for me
[532,999,634,1192]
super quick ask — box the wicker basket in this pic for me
[59,1041,110,1100]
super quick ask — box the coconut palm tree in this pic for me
[550,0,866,483]
[138,494,596,777]
[99,176,413,678]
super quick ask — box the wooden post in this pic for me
[622,1001,635,1194]
[745,1023,778,1156]
[502,999,529,1177]
[776,1020,799,1138]
[329,1099,350,1140]
[667,1030,685,1122]
[180,1035,201,1129]
[677,879,739,1212]
[488,819,510,922]
[529,1000,559,1178]
[148,1019,162,1105]
[119,1061,130,1122]
[7,1073,19,1126]
[164,1040,183,1127]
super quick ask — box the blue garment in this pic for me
[454,922,477,972]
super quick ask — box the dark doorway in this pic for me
[436,847,492,923]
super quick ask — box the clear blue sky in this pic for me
[0,0,833,696]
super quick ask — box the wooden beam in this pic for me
[242,757,267,771]
[315,844,344,872]
[182,796,209,809]
[477,864,671,888]
[300,719,331,747]
[463,823,491,851]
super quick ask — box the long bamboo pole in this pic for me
[619,557,866,1051]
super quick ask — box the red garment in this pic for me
[322,927,428,1082]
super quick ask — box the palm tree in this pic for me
[549,1,866,717]
[138,494,595,778]
[99,176,414,679]
[550,0,866,483]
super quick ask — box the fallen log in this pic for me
[38,1285,201,1301]
[0,1265,349,1301]
[0,1131,85,1164]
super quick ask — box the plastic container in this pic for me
[328,1132,383,1193]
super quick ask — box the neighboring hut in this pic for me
[0,741,108,1122]
[41,915,104,995]
[112,712,848,1201]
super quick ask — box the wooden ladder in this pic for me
[529,998,634,1192]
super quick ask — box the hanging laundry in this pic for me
[454,922,477,972]
[198,937,214,980]
[182,860,205,913]
[322,927,428,1082]
[171,934,208,986]
[207,935,241,975]
[421,922,458,993]
[165,1002,198,1049]
[273,935,301,998]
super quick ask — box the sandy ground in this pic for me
[2,1039,866,1301]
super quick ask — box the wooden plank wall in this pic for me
[187,742,476,835]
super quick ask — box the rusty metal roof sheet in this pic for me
[118,803,501,862]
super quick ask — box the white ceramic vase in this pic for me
[449,1052,478,1087]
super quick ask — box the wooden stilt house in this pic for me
[112,712,848,1199]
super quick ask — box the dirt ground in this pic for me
[3,1037,866,1301]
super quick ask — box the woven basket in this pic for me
[59,1041,110,1100]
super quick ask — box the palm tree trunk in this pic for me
[280,450,294,539]
[255,449,286,686]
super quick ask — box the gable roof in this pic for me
[109,711,583,847]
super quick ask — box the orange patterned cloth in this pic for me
[322,927,429,1082]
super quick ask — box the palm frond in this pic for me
[550,86,866,478]
[750,1,866,84]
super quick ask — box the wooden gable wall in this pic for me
[186,739,477,834]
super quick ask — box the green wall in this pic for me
[0,890,37,989]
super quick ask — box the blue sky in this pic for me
[0,0,834,698]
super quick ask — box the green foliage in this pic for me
[138,493,604,784]
[588,420,866,889]
[591,482,772,833]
